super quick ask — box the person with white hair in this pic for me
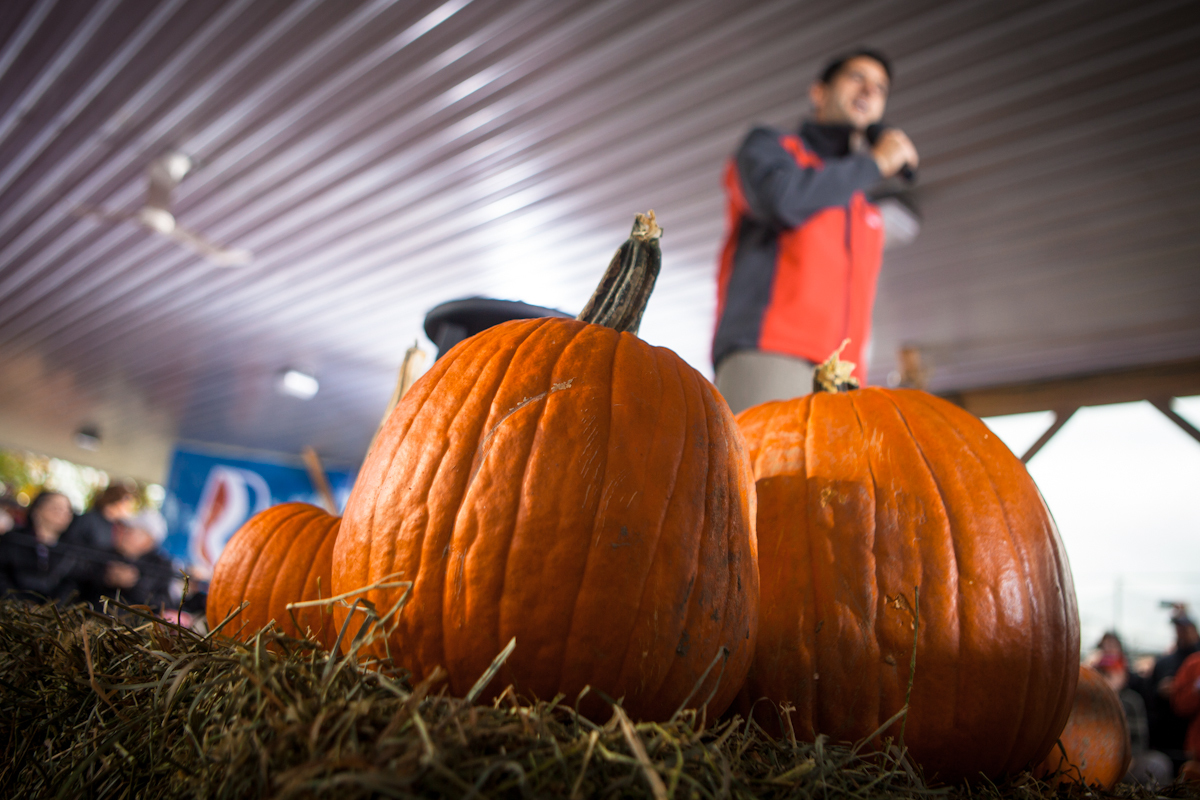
[98,508,177,610]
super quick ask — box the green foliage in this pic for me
[0,448,49,502]
[0,447,161,513]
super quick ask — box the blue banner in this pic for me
[161,444,356,578]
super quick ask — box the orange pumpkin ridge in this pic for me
[332,214,758,721]
[902,390,1079,763]
[1036,665,1132,789]
[206,502,341,647]
[736,380,1078,783]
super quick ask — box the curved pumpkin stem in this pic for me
[577,211,663,335]
[812,338,860,394]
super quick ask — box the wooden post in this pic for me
[366,343,427,455]
[897,346,930,391]
[302,446,337,514]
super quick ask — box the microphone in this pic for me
[865,123,916,184]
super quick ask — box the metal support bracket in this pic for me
[1150,397,1200,446]
[1021,407,1079,463]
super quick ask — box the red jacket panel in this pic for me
[713,125,884,382]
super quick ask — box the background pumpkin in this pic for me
[735,378,1079,782]
[1035,665,1132,789]
[331,214,758,721]
[206,502,341,647]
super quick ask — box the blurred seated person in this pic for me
[0,490,92,603]
[1171,649,1200,782]
[0,496,25,533]
[63,482,136,551]
[1090,631,1129,686]
[98,509,176,611]
[1089,631,1173,785]
[1137,606,1200,774]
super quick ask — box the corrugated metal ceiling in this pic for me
[0,0,1197,476]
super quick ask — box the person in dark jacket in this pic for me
[714,49,919,413]
[62,482,136,551]
[96,509,176,610]
[0,490,95,603]
[1171,649,1200,782]
[1142,609,1200,774]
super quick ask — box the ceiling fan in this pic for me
[78,151,252,267]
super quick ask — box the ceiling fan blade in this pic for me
[169,223,253,267]
[73,205,135,225]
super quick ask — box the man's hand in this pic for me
[872,128,919,178]
[106,561,139,589]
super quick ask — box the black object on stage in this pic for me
[423,298,572,360]
[865,123,916,184]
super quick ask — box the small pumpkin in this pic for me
[734,348,1079,782]
[206,502,341,647]
[332,213,758,721]
[1035,665,1131,789]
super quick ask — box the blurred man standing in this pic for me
[713,49,918,413]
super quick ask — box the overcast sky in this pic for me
[982,396,1200,656]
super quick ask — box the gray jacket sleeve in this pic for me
[735,127,882,229]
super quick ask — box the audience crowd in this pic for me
[1,485,1199,784]
[0,484,204,625]
[1085,606,1200,784]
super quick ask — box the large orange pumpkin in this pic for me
[735,357,1078,782]
[332,213,758,721]
[1036,665,1131,789]
[207,502,341,647]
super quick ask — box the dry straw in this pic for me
[1,599,1196,799]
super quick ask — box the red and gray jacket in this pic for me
[713,122,886,382]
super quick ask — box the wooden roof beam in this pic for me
[943,357,1200,418]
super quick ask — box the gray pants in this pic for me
[714,349,816,415]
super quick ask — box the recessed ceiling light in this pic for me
[74,425,101,450]
[278,369,319,400]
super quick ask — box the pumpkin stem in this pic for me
[812,339,860,393]
[577,211,663,334]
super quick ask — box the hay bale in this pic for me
[0,600,1195,799]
